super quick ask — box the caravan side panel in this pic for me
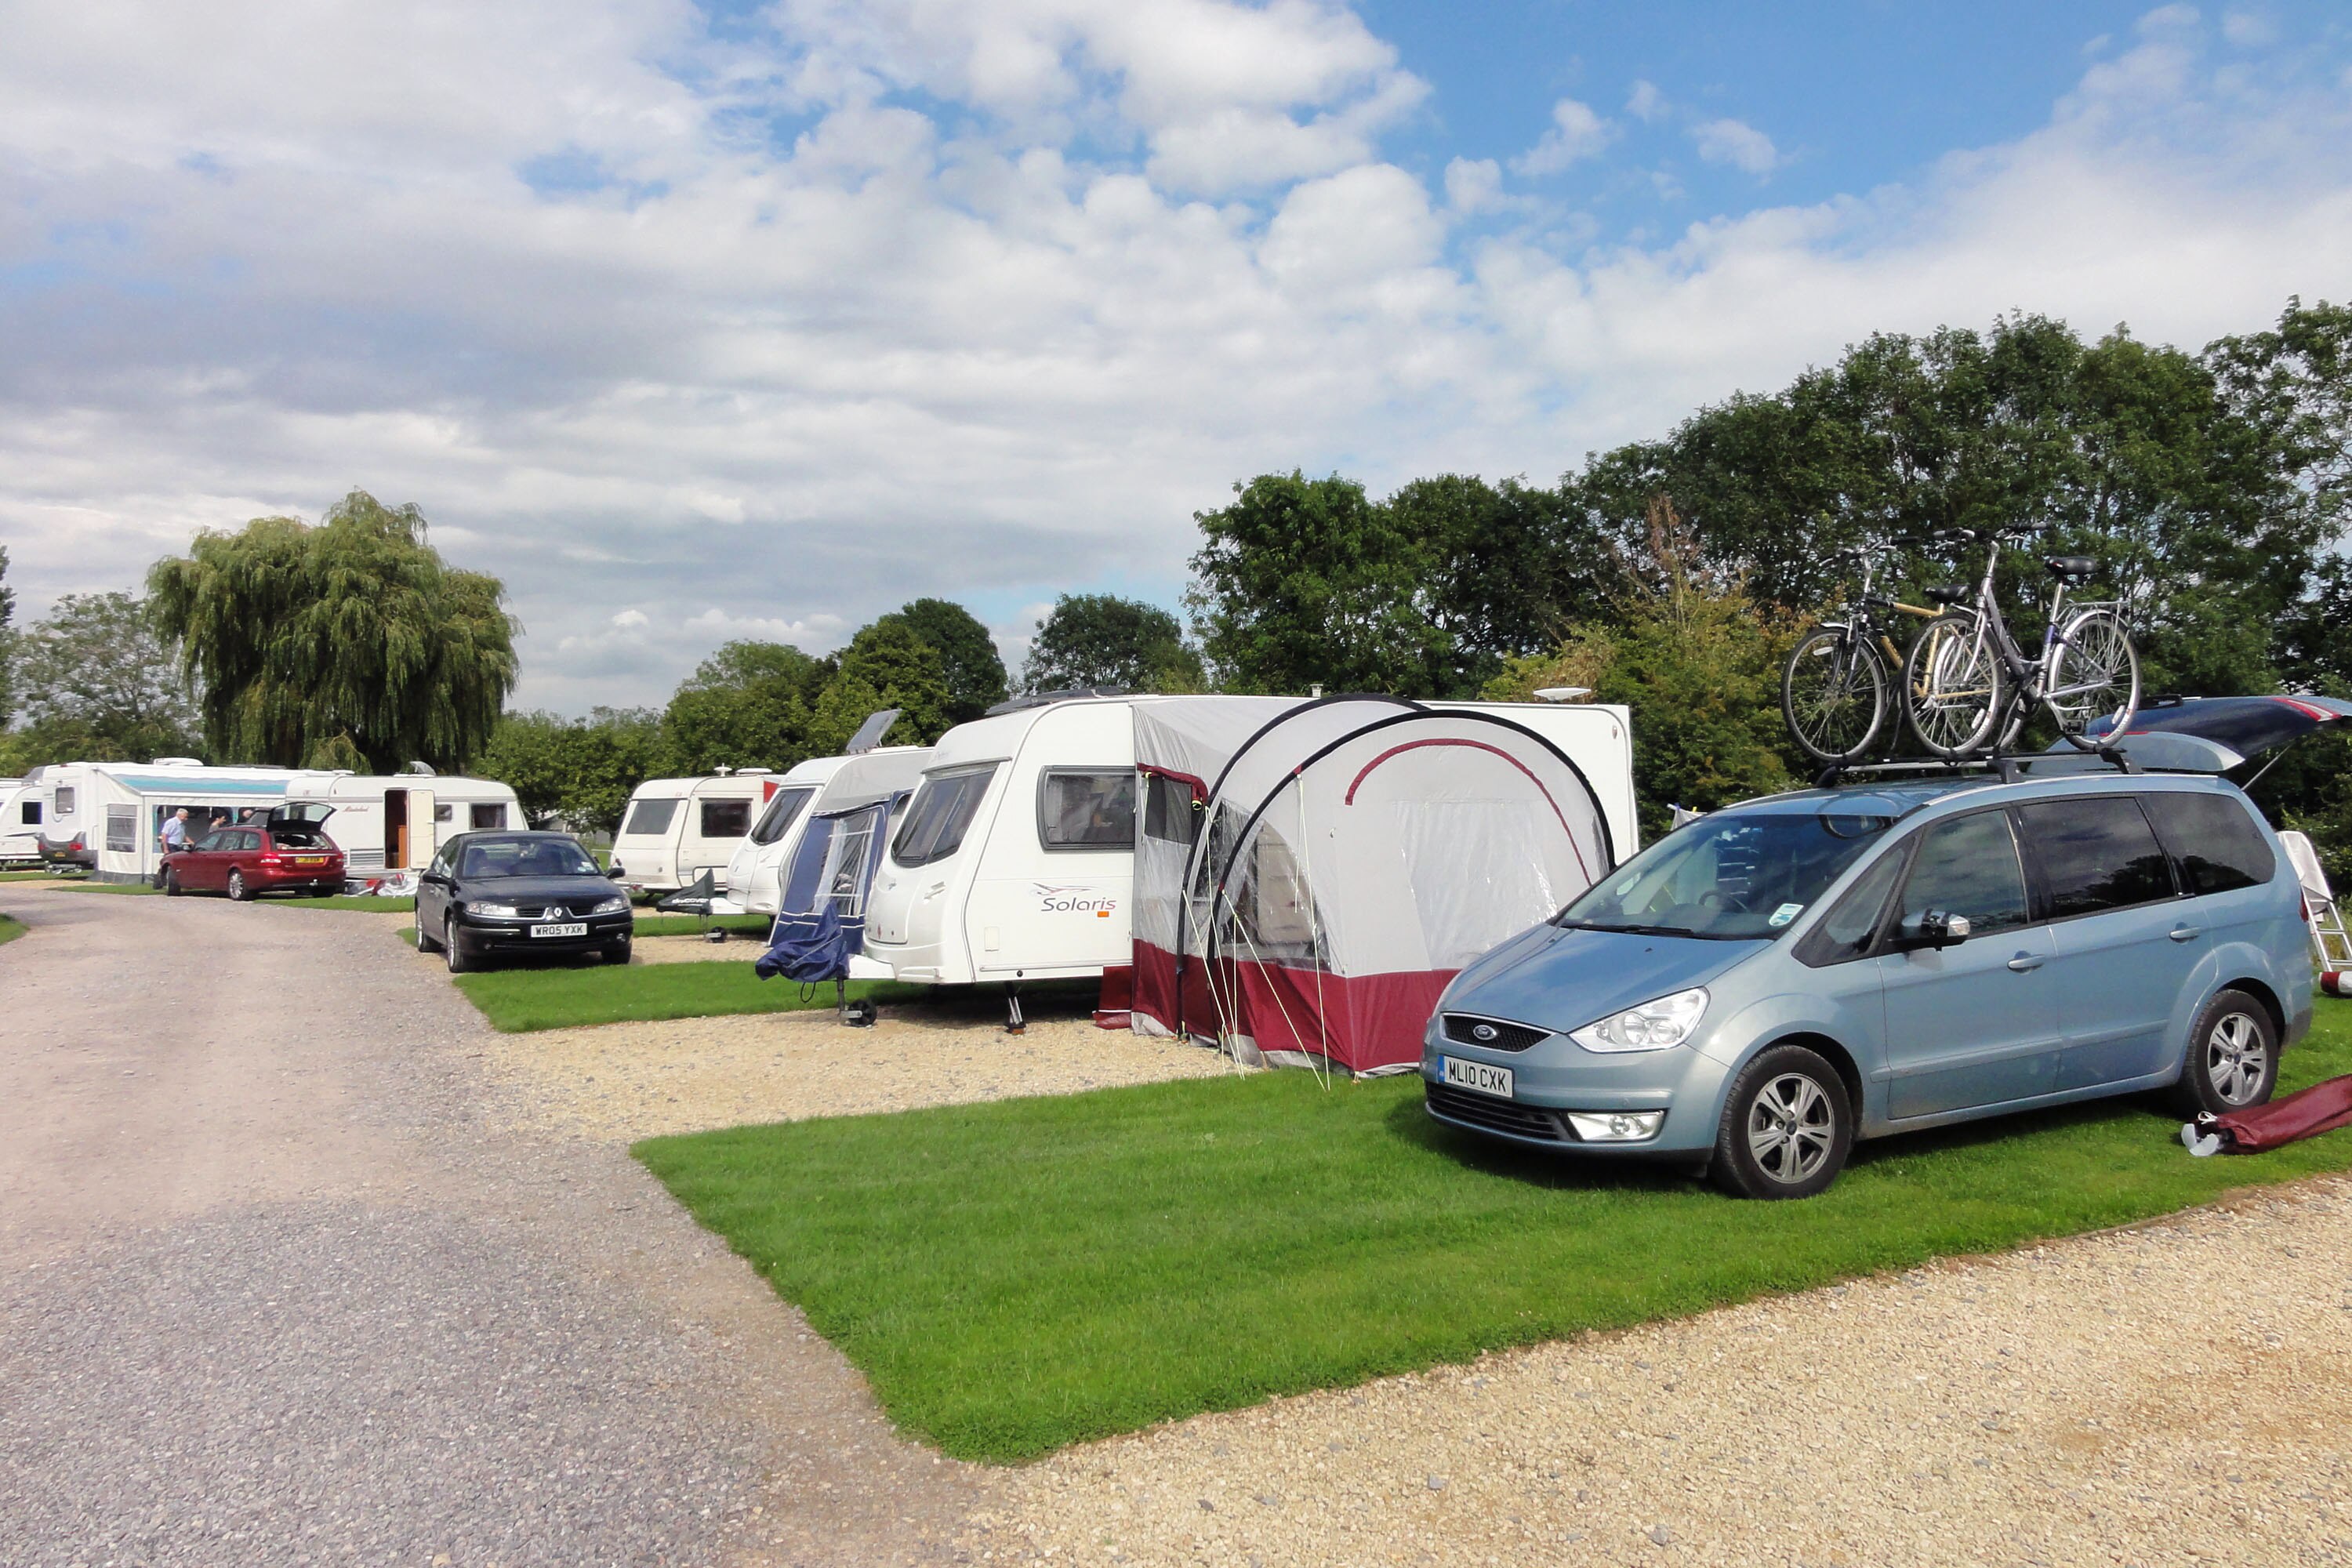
[962,703,1138,980]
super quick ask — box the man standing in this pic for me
[160,808,191,859]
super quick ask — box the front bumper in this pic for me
[454,913,635,954]
[1420,1022,1733,1156]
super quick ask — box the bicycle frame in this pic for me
[1940,536,2125,734]
[1820,551,1940,667]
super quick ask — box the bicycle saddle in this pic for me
[2044,554,2096,579]
[1925,583,1969,605]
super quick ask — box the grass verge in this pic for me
[637,1000,2352,1464]
[0,869,63,882]
[44,880,158,895]
[277,893,417,911]
[0,913,24,945]
[631,913,773,938]
[455,960,929,1033]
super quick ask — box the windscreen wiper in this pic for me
[1558,919,1704,938]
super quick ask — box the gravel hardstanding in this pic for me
[0,891,999,1566]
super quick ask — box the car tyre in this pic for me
[444,920,476,975]
[603,937,632,966]
[1711,1044,1853,1200]
[227,869,249,902]
[416,917,443,954]
[2169,989,2278,1120]
[163,869,182,897]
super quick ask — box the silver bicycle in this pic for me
[1902,527,2140,757]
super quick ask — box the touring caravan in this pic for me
[280,768,524,875]
[0,778,39,865]
[721,747,934,915]
[29,760,301,881]
[862,693,1638,1052]
[771,776,922,982]
[611,771,779,897]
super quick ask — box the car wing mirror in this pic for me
[1912,909,1972,949]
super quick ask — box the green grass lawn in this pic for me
[630,913,773,938]
[454,960,930,1032]
[44,880,158,895]
[0,913,24,945]
[0,869,62,882]
[637,999,2352,1464]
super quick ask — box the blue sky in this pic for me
[1,2,2347,710]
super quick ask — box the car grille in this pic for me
[1440,1014,1552,1052]
[1425,1082,1567,1142]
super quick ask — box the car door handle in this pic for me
[2006,953,2045,972]
[2169,925,2202,942]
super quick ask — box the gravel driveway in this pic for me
[0,891,997,1566]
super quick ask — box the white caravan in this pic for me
[862,694,1639,1000]
[611,771,777,896]
[0,778,38,865]
[281,768,524,875]
[28,759,300,881]
[720,747,934,916]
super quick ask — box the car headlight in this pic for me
[467,901,524,919]
[590,895,629,916]
[1569,988,1708,1053]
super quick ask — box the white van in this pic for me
[611,771,774,896]
[721,748,933,915]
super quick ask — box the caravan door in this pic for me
[384,788,438,869]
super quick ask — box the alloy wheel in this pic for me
[2205,1013,2267,1106]
[1746,1073,1835,1185]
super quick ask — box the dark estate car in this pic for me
[415,830,633,973]
[160,804,347,900]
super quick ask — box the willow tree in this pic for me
[147,492,518,771]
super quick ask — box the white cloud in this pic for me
[1691,116,1781,174]
[1510,97,1614,176]
[2223,11,2280,47]
[0,4,2347,714]
[1625,79,1666,122]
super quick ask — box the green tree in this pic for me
[807,619,953,751]
[0,592,201,771]
[1486,500,1797,839]
[478,707,665,833]
[894,598,1007,723]
[1387,474,1614,695]
[0,544,15,728]
[1188,472,1450,695]
[147,491,517,771]
[661,641,830,775]
[1022,593,1204,693]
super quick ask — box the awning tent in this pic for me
[756,788,907,985]
[1129,695,1617,1075]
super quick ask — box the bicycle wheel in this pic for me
[2047,609,2140,750]
[1782,628,1887,764]
[1904,613,2005,757]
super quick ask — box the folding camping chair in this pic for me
[2280,830,2351,976]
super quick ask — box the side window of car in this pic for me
[1795,843,1910,966]
[2014,796,2176,920]
[190,832,221,853]
[2140,791,2275,897]
[1896,811,2031,939]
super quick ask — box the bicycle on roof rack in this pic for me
[1780,541,1944,765]
[1901,525,2141,760]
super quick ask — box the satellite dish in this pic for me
[844,709,902,755]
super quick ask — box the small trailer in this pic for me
[611,770,779,897]
[29,759,301,882]
[280,768,524,876]
[721,747,934,915]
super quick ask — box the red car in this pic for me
[161,805,347,900]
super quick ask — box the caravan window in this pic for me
[699,799,751,839]
[1039,769,1136,851]
[892,765,997,867]
[818,807,883,916]
[779,816,837,915]
[107,807,136,854]
[54,786,76,815]
[621,797,681,837]
[471,802,507,830]
[1142,775,1198,846]
[20,798,40,825]
[435,804,454,823]
[750,786,817,845]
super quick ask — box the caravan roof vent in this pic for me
[982,687,1132,717]
[151,757,205,768]
[401,760,437,776]
[736,766,772,775]
[844,708,902,755]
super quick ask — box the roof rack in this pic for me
[1813,744,2137,790]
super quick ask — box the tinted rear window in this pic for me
[2016,796,2175,919]
[892,765,997,867]
[621,797,681,837]
[2143,791,2275,896]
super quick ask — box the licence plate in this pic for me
[294,856,325,866]
[530,923,589,938]
[1441,1056,1514,1098]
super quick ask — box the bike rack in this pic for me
[1813,741,2137,790]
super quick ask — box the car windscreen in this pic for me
[1559,808,1894,940]
[891,764,998,867]
[748,786,818,846]
[620,797,681,838]
[458,838,602,879]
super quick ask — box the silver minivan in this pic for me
[1424,770,2314,1197]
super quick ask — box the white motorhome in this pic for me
[29,759,301,881]
[281,768,524,875]
[720,747,934,916]
[862,694,1640,1002]
[611,771,776,896]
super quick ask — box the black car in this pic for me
[415,831,633,973]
